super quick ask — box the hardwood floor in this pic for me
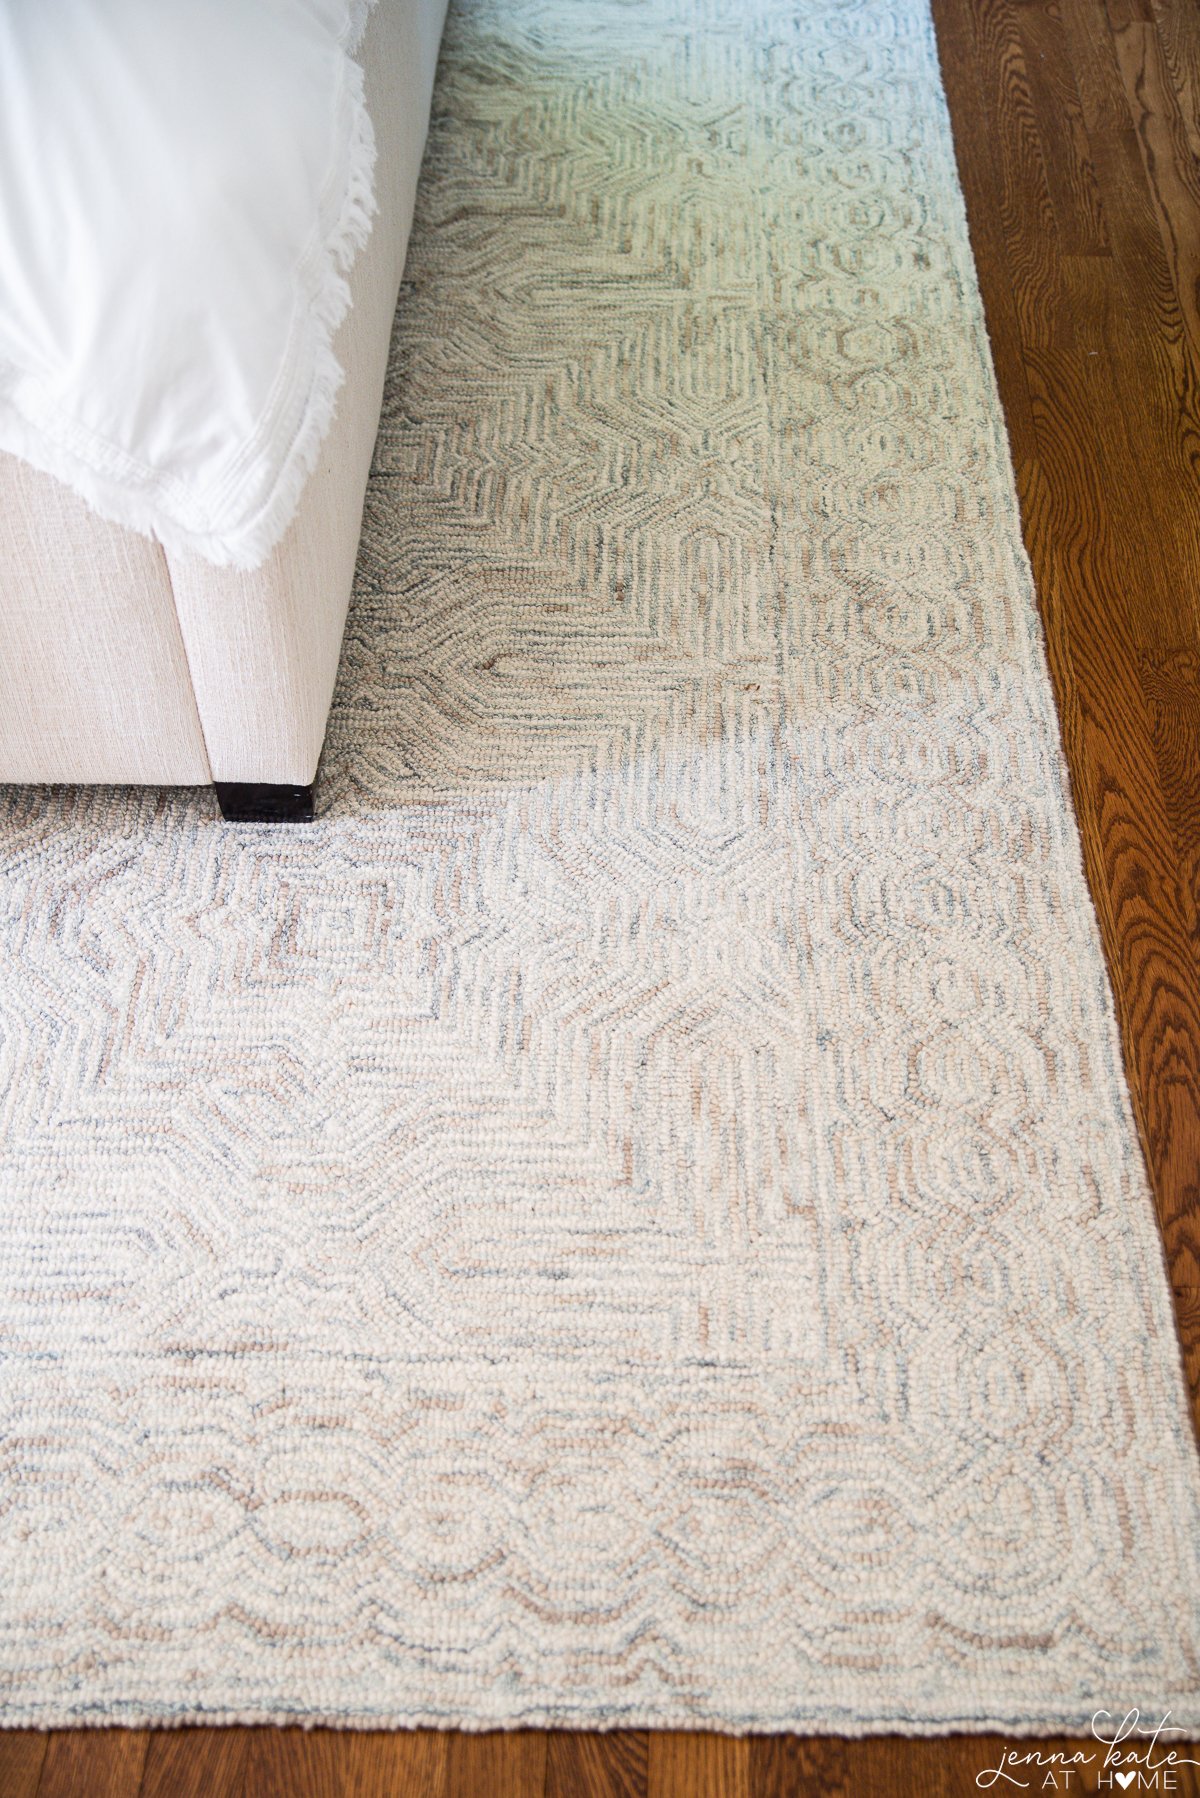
[3,0,1198,1790]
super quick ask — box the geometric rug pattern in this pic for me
[2,0,1199,1733]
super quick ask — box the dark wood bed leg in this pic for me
[214,781,315,823]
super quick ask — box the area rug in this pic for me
[2,0,1199,1739]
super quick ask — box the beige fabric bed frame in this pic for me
[0,0,447,822]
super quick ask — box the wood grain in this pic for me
[234,1729,346,1798]
[545,1730,648,1798]
[139,1728,251,1798]
[36,1731,147,1798]
[445,1729,548,1798]
[340,1728,451,1798]
[0,1732,47,1798]
[646,1732,750,1798]
[750,1734,1200,1796]
[20,0,1200,1791]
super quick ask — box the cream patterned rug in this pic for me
[2,0,1199,1738]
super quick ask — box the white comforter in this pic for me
[0,0,378,569]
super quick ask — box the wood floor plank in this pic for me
[138,1726,252,1798]
[340,1728,450,1798]
[1013,0,1110,254]
[747,1734,853,1797]
[927,0,1040,471]
[36,1731,148,1798]
[1109,0,1200,379]
[752,1735,963,1798]
[235,1729,346,1798]
[959,0,1066,350]
[545,1729,648,1798]
[646,1732,750,1798]
[751,1736,1200,1798]
[1088,24,1200,575]
[1151,0,1200,164]
[1141,642,1200,1061]
[0,1732,47,1798]
[1061,0,1135,136]
[445,1729,547,1798]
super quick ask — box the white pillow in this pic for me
[0,0,378,568]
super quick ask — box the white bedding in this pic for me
[0,0,379,570]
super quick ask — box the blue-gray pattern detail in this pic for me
[1,0,1199,1736]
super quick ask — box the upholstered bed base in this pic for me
[0,0,447,817]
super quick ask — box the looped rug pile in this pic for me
[2,0,1199,1736]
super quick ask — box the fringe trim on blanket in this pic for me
[0,1,381,572]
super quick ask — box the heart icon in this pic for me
[1115,1774,1136,1791]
